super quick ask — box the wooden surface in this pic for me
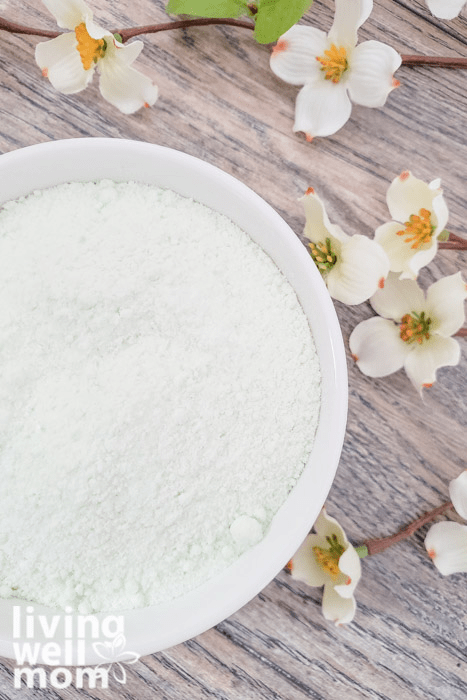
[0,0,466,698]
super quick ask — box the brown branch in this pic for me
[363,501,453,556]
[0,16,59,38]
[0,16,255,42]
[0,16,467,64]
[401,55,467,69]
[447,233,467,243]
[118,18,255,42]
[454,328,467,337]
[439,232,467,250]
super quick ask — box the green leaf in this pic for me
[254,0,313,44]
[438,229,450,241]
[166,0,249,18]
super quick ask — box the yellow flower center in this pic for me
[396,208,435,249]
[399,311,432,344]
[75,22,106,71]
[316,44,348,83]
[309,238,337,274]
[312,534,345,580]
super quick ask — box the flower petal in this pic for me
[41,0,90,30]
[347,40,401,108]
[399,245,440,281]
[374,221,410,275]
[370,272,425,322]
[98,43,158,114]
[449,471,467,521]
[290,534,330,588]
[328,0,373,47]
[426,0,465,19]
[301,190,348,246]
[386,172,447,229]
[374,221,438,280]
[349,317,408,377]
[270,25,327,86]
[108,38,144,65]
[35,33,93,94]
[313,508,350,546]
[404,335,460,392]
[293,80,352,138]
[84,18,112,41]
[430,186,449,236]
[322,584,356,625]
[425,521,467,575]
[334,546,362,598]
[326,235,389,305]
[425,272,467,337]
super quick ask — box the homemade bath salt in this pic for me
[0,180,321,613]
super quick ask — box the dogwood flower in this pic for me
[425,471,467,575]
[349,272,466,393]
[302,187,389,305]
[290,508,362,625]
[35,0,158,114]
[269,0,401,139]
[374,171,449,280]
[425,0,465,19]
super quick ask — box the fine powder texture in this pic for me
[0,180,321,613]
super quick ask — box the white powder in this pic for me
[0,180,320,613]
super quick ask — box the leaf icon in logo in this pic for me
[92,634,140,684]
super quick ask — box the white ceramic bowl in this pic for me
[0,138,347,664]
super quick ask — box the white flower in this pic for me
[35,0,158,114]
[301,187,389,305]
[374,171,449,280]
[349,272,466,393]
[425,471,467,575]
[290,508,362,625]
[269,0,401,139]
[425,0,465,19]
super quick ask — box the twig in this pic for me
[118,18,255,42]
[0,16,255,42]
[1,14,467,66]
[0,16,59,38]
[439,232,467,250]
[360,501,453,556]
[454,328,467,337]
[401,55,467,69]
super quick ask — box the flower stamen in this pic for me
[309,238,337,273]
[396,208,435,249]
[313,534,345,580]
[75,22,106,70]
[316,44,348,83]
[399,311,432,344]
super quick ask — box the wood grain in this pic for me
[0,0,466,698]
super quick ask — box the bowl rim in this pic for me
[0,138,348,664]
